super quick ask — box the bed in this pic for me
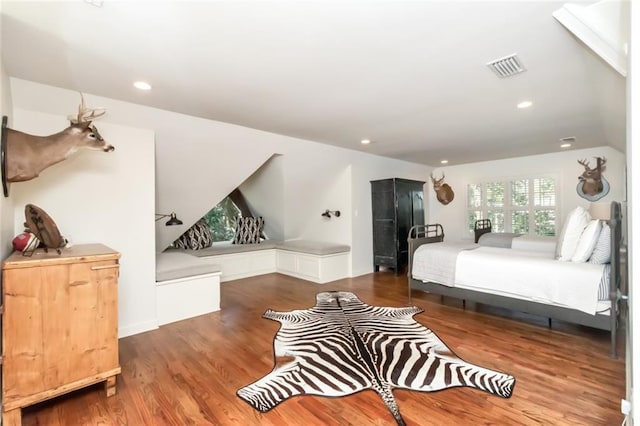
[474,220,558,253]
[407,201,624,358]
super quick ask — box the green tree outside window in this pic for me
[203,197,241,242]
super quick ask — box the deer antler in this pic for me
[67,93,106,124]
[596,156,607,168]
[577,159,591,169]
[430,172,445,185]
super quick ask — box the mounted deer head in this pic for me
[430,172,455,205]
[5,93,115,183]
[578,156,607,196]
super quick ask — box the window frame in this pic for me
[466,174,557,236]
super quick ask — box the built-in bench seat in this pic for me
[188,240,351,257]
[155,251,222,326]
[162,239,351,284]
[275,240,351,256]
[156,250,222,281]
[272,240,351,283]
[155,240,350,325]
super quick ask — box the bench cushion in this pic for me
[184,240,281,257]
[276,240,350,256]
[156,251,221,282]
[168,239,350,258]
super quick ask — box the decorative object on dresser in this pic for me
[430,172,455,205]
[1,244,121,426]
[23,203,66,255]
[11,232,40,252]
[1,94,115,197]
[237,291,515,426]
[371,178,425,273]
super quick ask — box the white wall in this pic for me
[10,109,156,338]
[240,155,286,241]
[10,78,434,278]
[8,79,278,251]
[429,146,625,241]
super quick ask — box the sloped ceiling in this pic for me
[0,1,627,166]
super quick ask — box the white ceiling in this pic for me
[0,1,627,166]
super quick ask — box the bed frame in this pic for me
[473,218,492,243]
[407,201,624,358]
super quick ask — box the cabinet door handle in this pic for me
[91,264,119,271]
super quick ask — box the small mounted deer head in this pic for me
[5,93,115,183]
[578,156,607,196]
[430,172,455,205]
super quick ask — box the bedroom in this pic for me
[0,1,637,425]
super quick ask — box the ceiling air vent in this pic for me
[486,54,526,78]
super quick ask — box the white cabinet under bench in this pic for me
[162,240,351,285]
[155,251,221,326]
[275,240,351,283]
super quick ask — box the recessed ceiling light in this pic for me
[517,100,533,109]
[360,139,371,145]
[440,160,449,164]
[134,81,152,90]
[560,143,572,148]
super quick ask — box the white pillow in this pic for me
[589,223,611,264]
[571,219,602,262]
[555,206,591,261]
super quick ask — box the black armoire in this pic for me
[371,178,425,273]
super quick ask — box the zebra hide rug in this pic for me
[237,291,515,425]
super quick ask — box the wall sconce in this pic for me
[155,212,183,226]
[321,209,341,218]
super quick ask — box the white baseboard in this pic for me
[118,319,159,338]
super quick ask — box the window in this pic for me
[203,197,241,242]
[467,176,556,236]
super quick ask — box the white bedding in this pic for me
[411,241,477,286]
[412,243,607,315]
[455,247,604,315]
[511,235,557,254]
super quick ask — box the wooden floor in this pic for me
[21,272,625,425]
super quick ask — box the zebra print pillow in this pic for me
[233,216,264,244]
[172,219,213,250]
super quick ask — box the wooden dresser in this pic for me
[1,244,121,425]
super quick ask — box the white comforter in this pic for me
[412,243,606,315]
[411,241,478,286]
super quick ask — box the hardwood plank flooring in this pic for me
[21,272,625,425]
